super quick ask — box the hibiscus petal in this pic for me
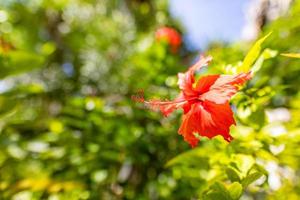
[146,93,189,117]
[177,55,212,97]
[177,71,195,96]
[202,101,236,141]
[190,55,213,72]
[195,74,220,94]
[178,101,235,147]
[200,72,252,104]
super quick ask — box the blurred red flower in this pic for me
[143,55,251,147]
[155,27,182,53]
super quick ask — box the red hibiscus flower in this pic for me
[155,27,182,53]
[143,55,252,147]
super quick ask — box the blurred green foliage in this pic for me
[0,0,300,199]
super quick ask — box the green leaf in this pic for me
[241,172,263,187]
[204,182,232,200]
[0,51,44,79]
[238,32,272,73]
[204,192,230,200]
[251,48,278,74]
[0,96,18,118]
[248,108,266,129]
[165,148,208,168]
[251,164,268,176]
[226,166,241,182]
[262,48,278,59]
[211,182,228,192]
[280,53,300,58]
[228,182,243,200]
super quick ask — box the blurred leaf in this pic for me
[250,163,268,175]
[248,108,266,129]
[204,182,231,200]
[280,53,300,58]
[232,154,255,176]
[262,48,278,59]
[228,182,243,200]
[251,48,278,74]
[238,32,272,73]
[165,148,208,168]
[0,51,44,78]
[0,96,18,117]
[226,167,241,182]
[204,192,230,200]
[241,172,263,187]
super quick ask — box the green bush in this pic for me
[0,0,300,199]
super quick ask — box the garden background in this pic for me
[0,0,300,199]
